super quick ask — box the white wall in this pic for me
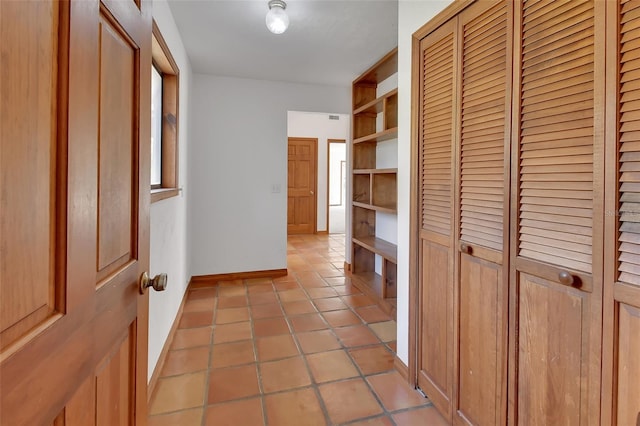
[148,0,193,381]
[396,0,453,365]
[189,76,350,276]
[287,111,350,233]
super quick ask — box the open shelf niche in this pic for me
[350,47,398,317]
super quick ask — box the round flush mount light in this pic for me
[266,0,289,34]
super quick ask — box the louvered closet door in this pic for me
[454,1,510,425]
[607,0,640,424]
[417,18,457,422]
[510,0,603,424]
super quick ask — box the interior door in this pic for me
[509,0,603,423]
[288,137,317,234]
[0,0,152,424]
[417,18,457,422]
[454,1,510,425]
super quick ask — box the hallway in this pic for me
[148,234,447,425]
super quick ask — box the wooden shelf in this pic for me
[353,127,398,144]
[353,236,397,263]
[350,271,397,319]
[354,89,398,115]
[353,168,397,175]
[354,48,398,85]
[353,201,396,214]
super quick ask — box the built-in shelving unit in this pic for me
[350,48,398,317]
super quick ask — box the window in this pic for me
[150,20,179,203]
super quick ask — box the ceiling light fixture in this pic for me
[266,0,289,35]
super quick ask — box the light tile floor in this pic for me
[148,234,448,426]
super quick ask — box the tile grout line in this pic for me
[200,287,219,426]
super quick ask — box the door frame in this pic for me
[288,137,318,234]
[327,138,346,234]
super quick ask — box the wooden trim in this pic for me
[316,231,329,236]
[147,282,190,403]
[408,31,422,388]
[343,262,351,272]
[412,0,475,41]
[394,356,410,382]
[326,139,346,234]
[354,47,398,85]
[190,268,288,288]
[150,187,179,203]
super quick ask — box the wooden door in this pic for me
[417,18,457,422]
[509,0,603,424]
[602,1,640,424]
[0,0,152,424]
[288,137,317,234]
[454,1,510,425]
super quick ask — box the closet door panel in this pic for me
[418,18,457,421]
[455,1,510,425]
[510,0,603,424]
[607,1,640,423]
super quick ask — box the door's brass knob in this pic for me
[460,243,472,255]
[139,272,168,294]
[558,271,574,286]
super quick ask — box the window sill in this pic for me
[151,187,179,204]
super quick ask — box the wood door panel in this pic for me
[418,239,452,416]
[0,0,66,350]
[615,302,640,426]
[516,272,585,425]
[95,327,134,426]
[288,138,317,234]
[97,16,136,275]
[457,254,501,426]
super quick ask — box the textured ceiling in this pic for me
[168,0,399,87]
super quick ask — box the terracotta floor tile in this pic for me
[313,297,348,312]
[369,321,397,343]
[333,285,362,295]
[188,288,217,300]
[273,273,298,283]
[205,397,264,426]
[392,406,449,426]
[211,340,255,368]
[341,294,376,308]
[298,278,330,288]
[218,279,243,286]
[305,287,339,299]
[246,277,272,285]
[253,317,290,337]
[265,388,326,426]
[217,295,248,309]
[349,345,395,375]
[170,327,212,350]
[256,334,300,361]
[183,297,215,313]
[260,356,311,393]
[278,288,308,302]
[161,346,210,376]
[323,309,362,328]
[319,378,383,424]
[247,284,274,294]
[367,371,428,411]
[179,311,214,329]
[248,291,279,305]
[324,277,349,286]
[149,372,206,415]
[148,408,203,426]
[282,300,317,316]
[289,313,329,332]
[213,322,252,344]
[296,329,341,354]
[215,307,250,324]
[334,325,381,347]
[250,302,283,319]
[347,416,395,426]
[274,281,300,291]
[217,285,246,297]
[356,305,392,323]
[306,350,359,383]
[208,364,260,404]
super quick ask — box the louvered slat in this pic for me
[518,0,594,272]
[619,1,640,287]
[421,31,454,235]
[460,2,507,252]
